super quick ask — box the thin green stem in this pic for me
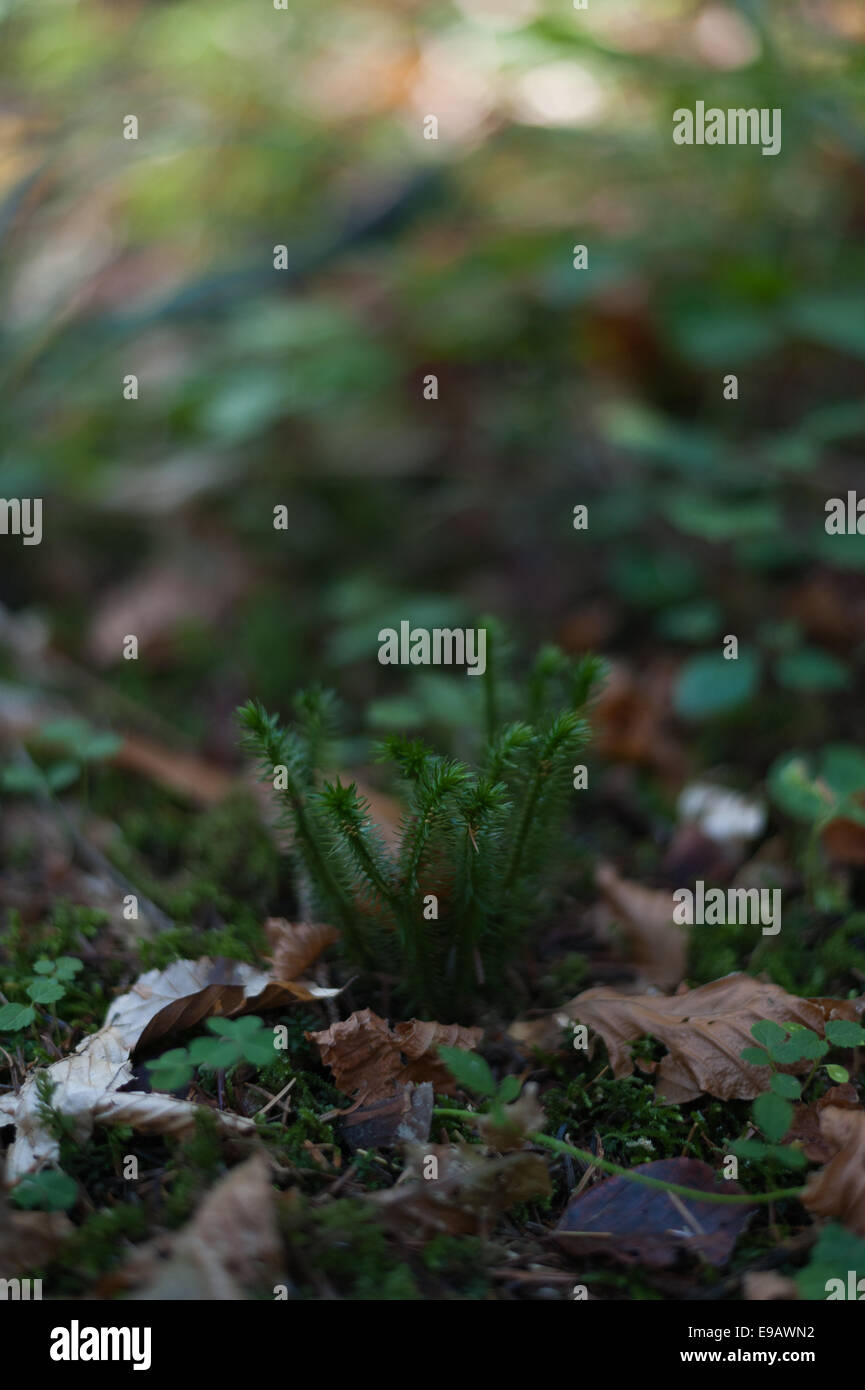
[433,1110,805,1206]
[500,760,544,900]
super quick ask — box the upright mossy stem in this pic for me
[237,641,606,1016]
[496,713,588,914]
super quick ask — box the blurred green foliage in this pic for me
[1,0,864,747]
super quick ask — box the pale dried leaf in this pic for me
[2,955,298,1181]
[87,556,244,669]
[1,1023,254,1183]
[93,1091,255,1141]
[104,957,274,1053]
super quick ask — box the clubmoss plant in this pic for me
[238,642,605,1015]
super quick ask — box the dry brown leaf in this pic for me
[596,861,686,990]
[802,1105,865,1236]
[264,918,341,1001]
[565,974,863,1104]
[309,1008,483,1102]
[108,1154,281,1300]
[787,1084,861,1162]
[104,958,273,1052]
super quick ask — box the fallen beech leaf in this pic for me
[109,1154,281,1300]
[802,1105,865,1236]
[553,1158,754,1266]
[566,974,863,1103]
[105,957,285,1053]
[309,1009,483,1102]
[392,1018,485,1088]
[596,861,686,990]
[264,918,341,1002]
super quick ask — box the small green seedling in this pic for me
[147,1015,276,1091]
[438,1046,522,1127]
[0,956,83,1032]
[733,1017,865,1167]
[1,718,122,796]
[768,745,865,905]
[10,1168,78,1212]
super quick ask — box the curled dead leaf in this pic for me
[308,1008,483,1102]
[0,1024,255,1183]
[264,918,342,1001]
